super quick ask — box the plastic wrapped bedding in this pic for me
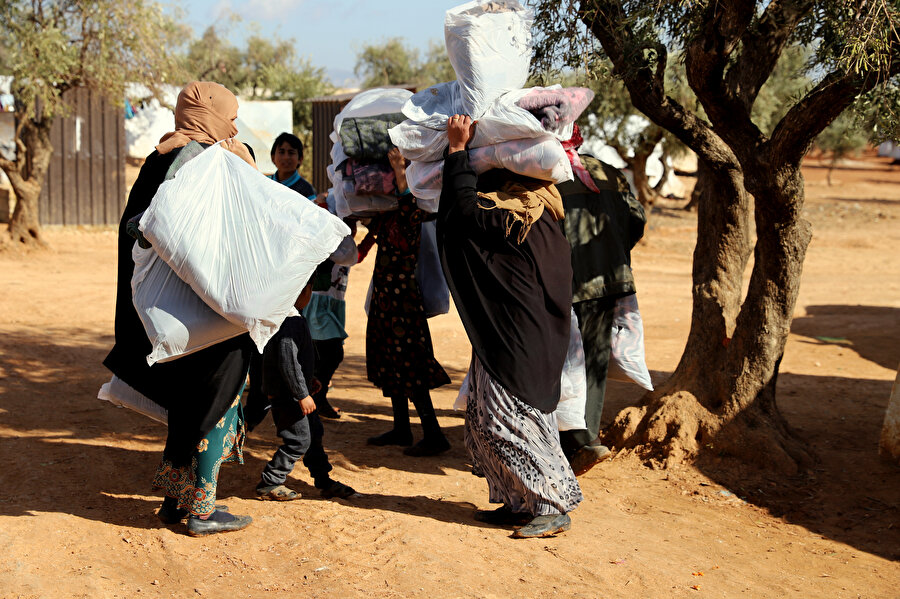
[391,84,575,163]
[131,243,246,365]
[139,144,351,352]
[444,0,533,118]
[406,135,573,200]
[327,88,414,218]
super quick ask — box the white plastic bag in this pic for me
[333,87,414,134]
[608,294,654,390]
[140,144,350,352]
[131,243,245,365]
[406,135,573,200]
[445,0,533,118]
[556,308,588,431]
[391,85,574,163]
[98,375,168,424]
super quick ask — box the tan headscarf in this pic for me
[477,180,565,244]
[156,81,239,155]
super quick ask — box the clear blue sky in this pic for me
[161,0,460,87]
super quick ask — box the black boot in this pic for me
[368,396,413,446]
[404,392,450,456]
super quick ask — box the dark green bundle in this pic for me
[338,113,406,160]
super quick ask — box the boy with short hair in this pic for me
[269,132,315,199]
[254,281,356,500]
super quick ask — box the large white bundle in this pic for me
[445,0,533,118]
[328,141,399,218]
[333,87,413,133]
[140,144,351,352]
[328,88,414,218]
[131,243,245,365]
[391,84,574,163]
[406,135,573,200]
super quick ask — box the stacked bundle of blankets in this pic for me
[328,88,442,217]
[387,0,595,201]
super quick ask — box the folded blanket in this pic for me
[344,159,396,195]
[339,113,406,160]
[516,87,594,133]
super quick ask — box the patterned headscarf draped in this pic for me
[156,82,239,155]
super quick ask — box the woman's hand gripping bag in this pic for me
[139,144,351,352]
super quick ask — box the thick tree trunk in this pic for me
[2,118,52,246]
[607,159,814,474]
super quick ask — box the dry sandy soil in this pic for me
[0,155,898,598]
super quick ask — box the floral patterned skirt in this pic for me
[152,392,245,516]
[463,355,583,516]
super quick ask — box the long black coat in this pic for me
[103,148,253,466]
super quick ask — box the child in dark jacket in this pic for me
[252,282,356,500]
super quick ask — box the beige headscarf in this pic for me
[156,81,239,155]
[477,180,565,244]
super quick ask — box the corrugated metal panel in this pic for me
[38,87,125,225]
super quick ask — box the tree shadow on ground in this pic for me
[602,363,899,562]
[790,304,900,371]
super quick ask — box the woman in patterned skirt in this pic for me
[437,115,582,538]
[364,148,451,457]
[104,82,256,536]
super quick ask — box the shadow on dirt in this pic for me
[0,328,476,531]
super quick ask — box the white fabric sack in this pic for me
[132,243,245,365]
[608,294,654,390]
[407,135,573,200]
[332,87,413,134]
[391,85,574,163]
[556,308,588,431]
[140,144,351,352]
[98,375,168,424]
[444,0,533,118]
[329,89,419,218]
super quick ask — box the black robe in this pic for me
[437,150,572,413]
[103,148,254,466]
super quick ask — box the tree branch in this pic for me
[685,0,767,154]
[769,65,895,165]
[581,0,739,169]
[725,0,814,109]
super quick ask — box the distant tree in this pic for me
[0,0,186,245]
[530,0,900,473]
[355,38,420,88]
[566,60,693,209]
[354,38,456,89]
[184,27,332,142]
[815,112,871,185]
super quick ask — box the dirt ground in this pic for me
[0,155,898,599]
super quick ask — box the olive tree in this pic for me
[0,0,185,245]
[530,0,900,472]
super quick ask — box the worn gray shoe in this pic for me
[186,511,252,537]
[512,514,571,538]
[570,443,612,476]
